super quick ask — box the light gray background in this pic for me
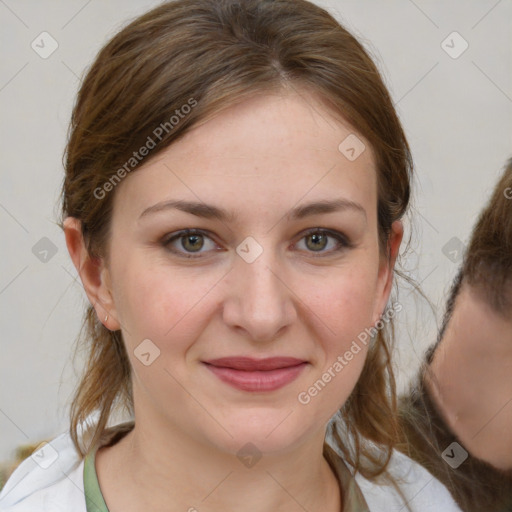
[1,0,511,461]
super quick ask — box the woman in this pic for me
[0,0,461,510]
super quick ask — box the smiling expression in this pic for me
[99,87,396,455]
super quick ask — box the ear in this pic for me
[63,217,120,331]
[372,220,403,325]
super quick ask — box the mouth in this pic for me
[202,357,308,392]
[203,356,307,371]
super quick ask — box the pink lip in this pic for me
[202,357,308,392]
[204,356,306,371]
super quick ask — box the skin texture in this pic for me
[64,88,403,512]
[427,282,512,471]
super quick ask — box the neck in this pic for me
[96,411,341,512]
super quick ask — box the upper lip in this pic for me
[203,357,307,371]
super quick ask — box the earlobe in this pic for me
[63,217,120,330]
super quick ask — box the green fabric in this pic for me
[82,423,369,511]
[84,445,109,512]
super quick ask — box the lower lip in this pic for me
[203,363,308,392]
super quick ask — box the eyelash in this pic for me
[161,228,352,259]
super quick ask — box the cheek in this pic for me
[295,271,375,416]
[308,264,378,344]
[114,259,217,346]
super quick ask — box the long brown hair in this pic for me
[58,0,413,481]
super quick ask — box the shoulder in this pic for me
[0,431,86,512]
[355,448,463,512]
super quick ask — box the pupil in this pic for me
[308,233,326,251]
[184,235,203,252]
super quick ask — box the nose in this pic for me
[221,245,297,343]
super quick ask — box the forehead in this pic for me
[112,89,378,224]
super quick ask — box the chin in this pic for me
[207,418,315,458]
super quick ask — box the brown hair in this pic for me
[397,159,512,510]
[58,0,413,481]
[461,158,512,312]
[431,157,512,354]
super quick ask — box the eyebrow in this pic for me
[138,198,367,222]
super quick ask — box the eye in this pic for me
[162,228,352,259]
[163,229,219,258]
[294,228,352,256]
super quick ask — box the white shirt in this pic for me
[0,428,463,511]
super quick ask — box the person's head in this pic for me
[433,158,512,352]
[60,0,412,478]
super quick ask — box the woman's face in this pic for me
[80,88,401,455]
